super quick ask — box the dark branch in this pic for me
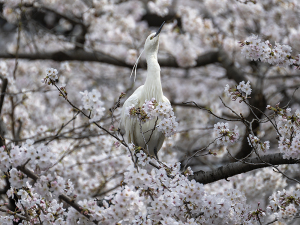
[0,75,8,147]
[0,50,129,67]
[0,50,220,69]
[23,3,86,27]
[0,75,8,115]
[217,49,246,83]
[189,153,299,184]
[171,101,240,119]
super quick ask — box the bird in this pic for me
[120,22,169,159]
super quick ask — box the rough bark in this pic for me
[189,153,299,184]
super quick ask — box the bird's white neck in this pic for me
[143,53,163,102]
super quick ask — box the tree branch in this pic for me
[189,153,299,184]
[0,75,8,147]
[217,49,246,83]
[0,50,129,68]
[0,207,29,221]
[0,50,220,69]
[22,3,86,27]
[0,75,8,116]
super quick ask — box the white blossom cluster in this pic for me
[267,106,300,159]
[247,134,270,152]
[126,98,178,137]
[0,61,8,77]
[159,6,216,68]
[162,32,199,68]
[246,204,266,224]
[148,0,172,17]
[41,68,59,85]
[35,174,74,198]
[0,140,55,173]
[237,81,252,97]
[278,133,300,159]
[68,152,251,224]
[4,179,74,225]
[224,80,252,101]
[0,135,131,224]
[0,145,260,225]
[135,150,151,166]
[1,1,300,224]
[0,141,79,224]
[213,122,239,145]
[2,2,20,24]
[240,34,297,67]
[80,89,105,123]
[267,189,300,222]
[235,168,287,199]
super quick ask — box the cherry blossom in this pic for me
[0,1,300,224]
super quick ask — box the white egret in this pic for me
[120,22,169,158]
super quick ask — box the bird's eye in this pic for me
[150,36,154,40]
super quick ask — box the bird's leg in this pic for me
[145,117,158,147]
[138,119,149,152]
[154,147,159,160]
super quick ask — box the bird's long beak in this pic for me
[154,21,165,37]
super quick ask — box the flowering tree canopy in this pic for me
[0,0,300,224]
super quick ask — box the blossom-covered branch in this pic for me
[240,34,300,69]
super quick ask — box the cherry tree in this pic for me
[0,0,300,224]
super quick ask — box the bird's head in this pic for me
[130,22,165,80]
[144,21,165,55]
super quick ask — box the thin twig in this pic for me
[45,111,80,145]
[93,184,122,197]
[183,101,242,122]
[0,207,29,221]
[51,81,138,166]
[183,137,220,172]
[219,97,241,119]
[282,87,300,109]
[243,100,281,137]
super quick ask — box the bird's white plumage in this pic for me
[120,26,169,157]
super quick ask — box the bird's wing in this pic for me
[162,95,170,104]
[119,85,144,143]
